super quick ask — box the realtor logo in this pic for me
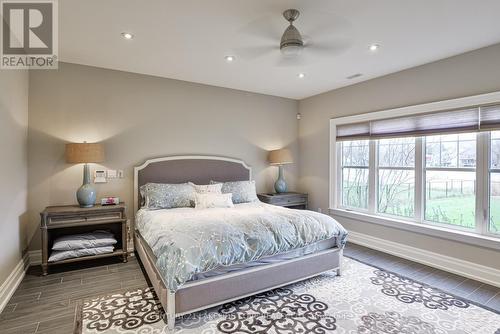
[1,0,58,69]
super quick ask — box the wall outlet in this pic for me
[117,170,124,178]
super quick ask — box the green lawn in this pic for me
[426,195,500,233]
[345,182,500,234]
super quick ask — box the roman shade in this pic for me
[335,122,370,140]
[480,104,500,130]
[336,104,500,141]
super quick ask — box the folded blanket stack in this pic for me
[48,230,117,262]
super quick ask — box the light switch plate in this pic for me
[107,170,117,178]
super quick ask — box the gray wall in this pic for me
[0,71,29,284]
[28,62,299,250]
[298,43,500,269]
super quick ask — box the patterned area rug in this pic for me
[75,258,500,333]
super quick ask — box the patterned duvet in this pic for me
[136,202,348,292]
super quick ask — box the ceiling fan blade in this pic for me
[299,10,352,38]
[237,14,282,44]
[275,55,308,67]
[304,37,352,57]
[234,45,277,60]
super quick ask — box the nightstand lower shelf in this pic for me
[46,250,126,266]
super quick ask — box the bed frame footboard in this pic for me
[166,291,176,331]
[135,231,343,331]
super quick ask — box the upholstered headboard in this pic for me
[133,155,252,213]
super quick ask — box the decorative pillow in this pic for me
[140,182,195,209]
[48,246,114,262]
[52,230,116,251]
[188,182,223,194]
[210,180,259,204]
[194,193,234,209]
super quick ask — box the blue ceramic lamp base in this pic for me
[77,164,96,208]
[274,165,288,193]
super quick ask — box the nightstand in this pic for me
[40,203,128,275]
[257,192,308,209]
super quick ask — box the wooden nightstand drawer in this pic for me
[258,192,308,209]
[48,211,122,225]
[271,195,307,206]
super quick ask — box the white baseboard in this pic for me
[1,248,134,314]
[0,254,29,313]
[348,231,500,288]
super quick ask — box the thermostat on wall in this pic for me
[94,170,107,183]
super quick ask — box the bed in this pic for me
[133,155,347,330]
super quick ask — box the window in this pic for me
[491,131,500,234]
[424,134,476,229]
[332,95,500,239]
[377,138,415,217]
[336,132,498,237]
[340,140,369,209]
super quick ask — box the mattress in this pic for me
[136,202,348,291]
[137,230,336,283]
[189,237,337,281]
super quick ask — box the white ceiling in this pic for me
[60,0,500,100]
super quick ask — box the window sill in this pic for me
[330,208,500,251]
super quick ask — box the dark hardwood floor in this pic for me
[0,257,148,334]
[344,243,500,311]
[0,243,498,333]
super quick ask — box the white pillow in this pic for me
[189,182,223,194]
[48,246,114,262]
[194,193,234,209]
[52,230,117,251]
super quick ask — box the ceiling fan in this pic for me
[235,8,350,66]
[280,9,304,57]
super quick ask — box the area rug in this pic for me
[74,257,500,333]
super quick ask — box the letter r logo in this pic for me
[2,1,53,55]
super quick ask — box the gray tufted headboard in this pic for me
[133,155,252,214]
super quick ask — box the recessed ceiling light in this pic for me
[224,55,235,62]
[121,32,134,40]
[369,43,380,51]
[297,73,305,79]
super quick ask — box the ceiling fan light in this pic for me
[281,44,303,57]
[280,23,304,57]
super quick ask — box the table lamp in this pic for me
[268,148,293,193]
[65,142,105,207]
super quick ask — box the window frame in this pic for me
[488,132,500,235]
[375,138,416,219]
[422,133,479,233]
[329,91,500,243]
[338,140,370,211]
